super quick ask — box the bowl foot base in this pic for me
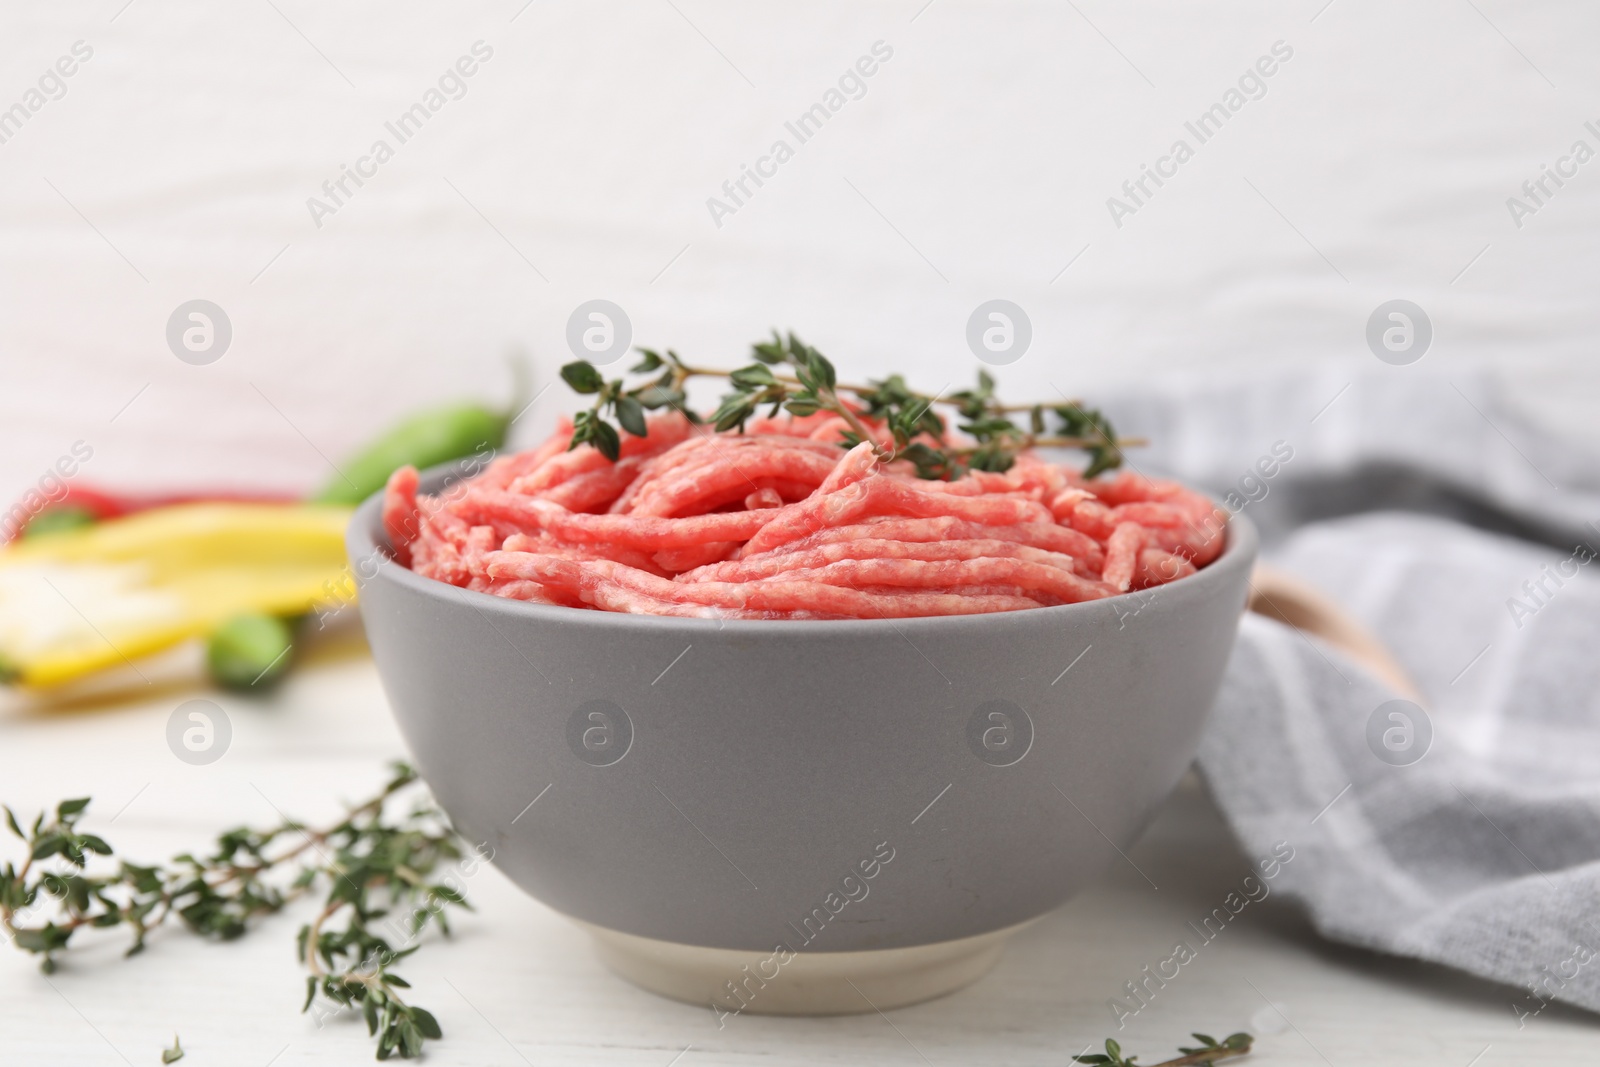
[580,920,1029,1016]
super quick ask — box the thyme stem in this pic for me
[1,762,466,1060]
[563,331,1139,479]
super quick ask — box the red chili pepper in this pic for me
[60,484,300,518]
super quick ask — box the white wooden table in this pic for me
[1,637,1593,1066]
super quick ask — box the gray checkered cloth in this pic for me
[1098,367,1600,1017]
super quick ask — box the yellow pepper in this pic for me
[0,503,353,688]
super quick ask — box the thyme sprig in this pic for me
[1075,1031,1254,1067]
[558,330,1139,478]
[0,763,473,1061]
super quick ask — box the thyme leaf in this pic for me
[0,763,471,1061]
[560,331,1143,479]
[1074,1030,1254,1067]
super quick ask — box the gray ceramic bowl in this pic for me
[349,467,1258,1012]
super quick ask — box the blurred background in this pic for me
[3,0,1599,502]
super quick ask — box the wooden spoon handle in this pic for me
[1247,563,1425,703]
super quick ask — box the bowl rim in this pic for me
[347,462,1259,636]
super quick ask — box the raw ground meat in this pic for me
[384,412,1227,619]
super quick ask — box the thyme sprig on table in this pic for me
[0,763,473,1061]
[1075,1031,1254,1067]
[559,330,1138,478]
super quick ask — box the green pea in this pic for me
[312,403,510,505]
[207,612,296,692]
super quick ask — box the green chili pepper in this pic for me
[21,505,98,539]
[312,360,529,506]
[207,612,296,692]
